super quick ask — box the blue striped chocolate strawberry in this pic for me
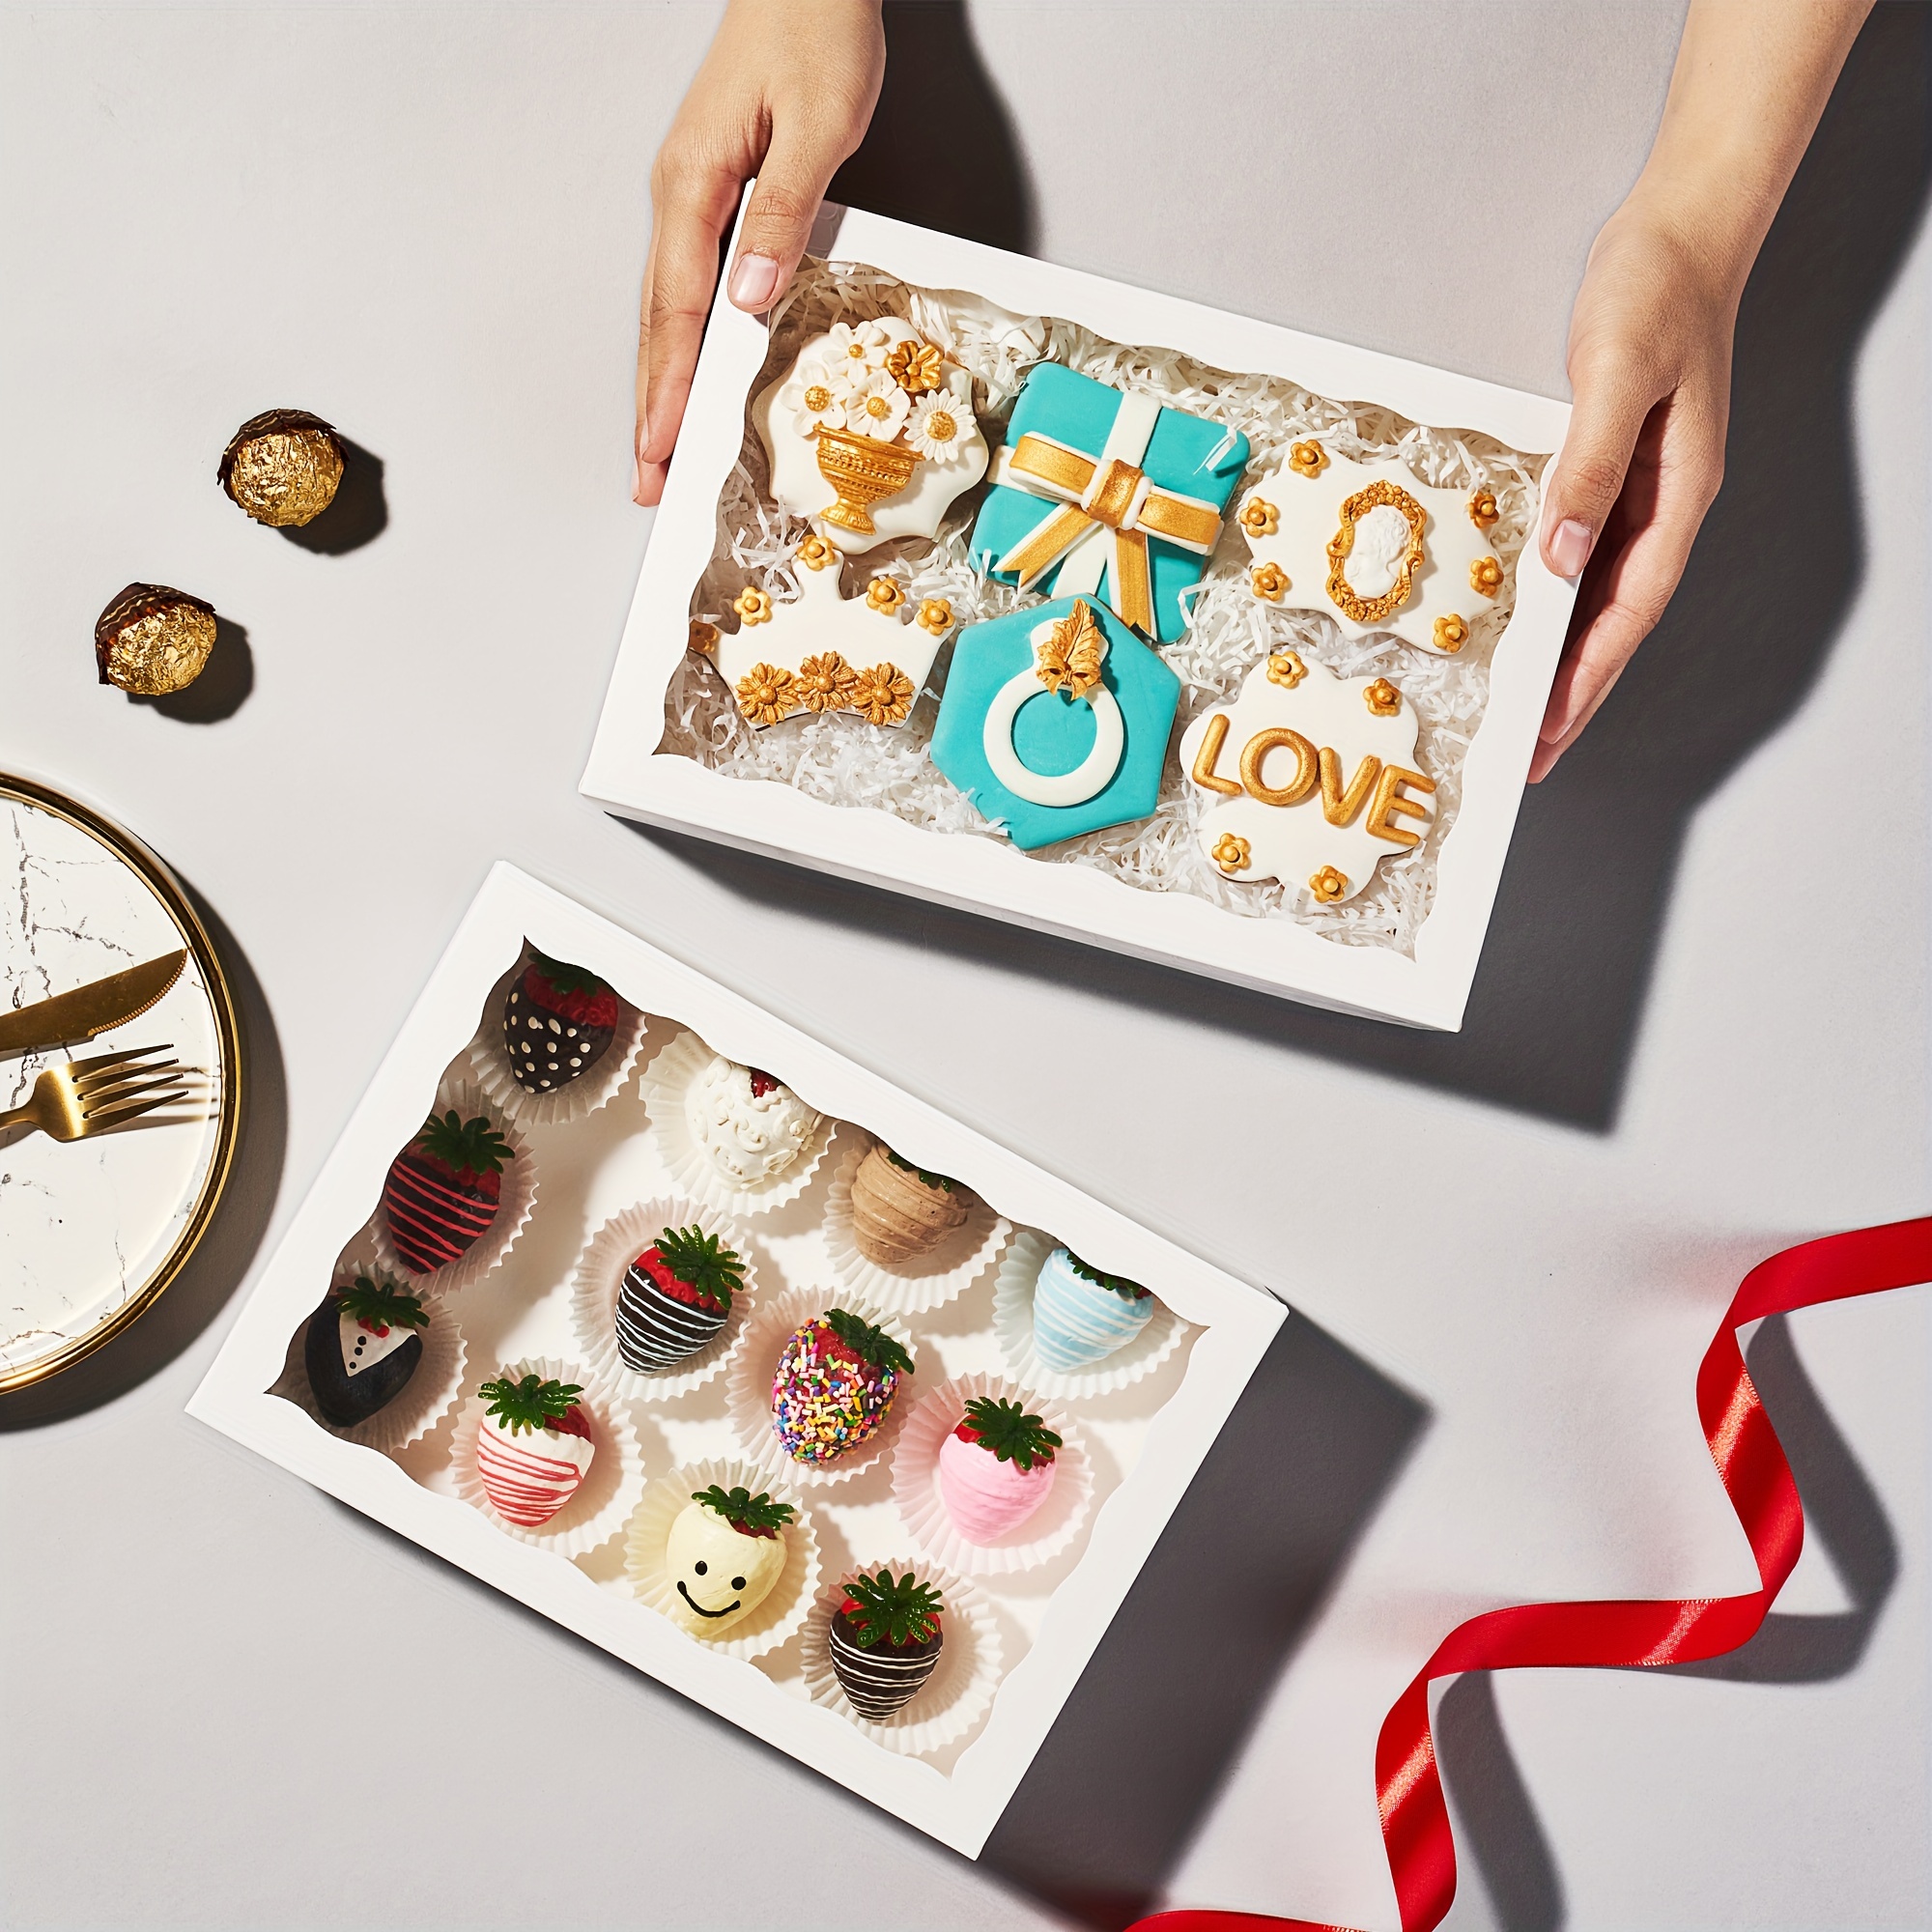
[616,1224,745,1373]
[502,951,619,1094]
[383,1109,512,1275]
[303,1273,429,1427]
[828,1567,945,1719]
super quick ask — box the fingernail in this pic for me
[727,251,781,310]
[1547,517,1593,578]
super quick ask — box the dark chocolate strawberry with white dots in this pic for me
[502,951,619,1094]
[303,1273,430,1427]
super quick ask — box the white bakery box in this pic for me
[189,862,1286,1856]
[581,195,1577,1031]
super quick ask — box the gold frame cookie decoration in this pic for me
[1179,656,1436,904]
[696,543,955,732]
[1235,443,1508,656]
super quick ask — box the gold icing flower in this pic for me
[851,662,915,725]
[1238,497,1279,537]
[1468,488,1500,529]
[1289,440,1327,478]
[736,663,797,726]
[1309,866,1350,903]
[687,619,720,656]
[916,597,953,635]
[1250,561,1291,602]
[1211,833,1251,874]
[1469,554,1504,597]
[733,586,773,625]
[866,576,906,614]
[886,339,946,394]
[796,650,858,712]
[1433,612,1469,653]
[1035,599,1107,698]
[796,533,837,572]
[1266,650,1307,689]
[1364,677,1402,717]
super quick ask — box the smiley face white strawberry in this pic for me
[474,1373,594,1527]
[936,1395,1061,1545]
[663,1485,796,1634]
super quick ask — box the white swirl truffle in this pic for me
[684,1056,823,1186]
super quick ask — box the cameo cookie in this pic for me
[753,317,988,554]
[1179,653,1435,904]
[1237,445,1509,655]
[827,1567,946,1719]
[663,1485,795,1634]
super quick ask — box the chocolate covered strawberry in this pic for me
[770,1308,914,1465]
[828,1567,945,1719]
[502,951,619,1094]
[474,1372,593,1527]
[665,1485,796,1633]
[616,1223,745,1373]
[849,1144,970,1264]
[383,1109,512,1275]
[303,1272,429,1427]
[937,1395,1061,1545]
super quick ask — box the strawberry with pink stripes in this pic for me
[383,1109,511,1275]
[474,1373,594,1527]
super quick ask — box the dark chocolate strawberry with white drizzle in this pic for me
[383,1109,512,1275]
[502,951,619,1094]
[828,1567,946,1719]
[616,1224,746,1373]
[303,1273,430,1427]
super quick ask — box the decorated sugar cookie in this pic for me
[1236,444,1507,655]
[930,596,1179,852]
[1180,653,1436,903]
[752,317,988,554]
[698,538,954,730]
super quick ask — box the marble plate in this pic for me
[0,775,241,1389]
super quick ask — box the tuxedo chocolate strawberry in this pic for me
[502,951,619,1094]
[474,1373,594,1527]
[937,1395,1061,1544]
[665,1485,796,1634]
[383,1109,512,1275]
[303,1273,429,1427]
[828,1567,946,1719]
[617,1224,745,1373]
[770,1308,913,1465]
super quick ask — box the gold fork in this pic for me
[0,1043,191,1143]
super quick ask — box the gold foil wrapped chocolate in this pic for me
[94,583,218,696]
[218,408,345,527]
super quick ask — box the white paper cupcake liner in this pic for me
[468,951,650,1130]
[624,1457,821,1662]
[797,1556,1002,1756]
[370,1075,538,1295]
[271,1240,469,1455]
[450,1355,643,1557]
[569,1197,762,1402]
[821,1136,1011,1316]
[724,1285,920,1489]
[639,1030,837,1218]
[992,1230,1190,1399]
[891,1374,1094,1577]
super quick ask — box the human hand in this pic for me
[634,0,885,507]
[1528,199,1738,781]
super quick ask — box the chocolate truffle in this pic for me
[218,408,345,527]
[94,582,218,696]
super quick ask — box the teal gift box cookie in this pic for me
[930,596,1179,851]
[967,364,1250,644]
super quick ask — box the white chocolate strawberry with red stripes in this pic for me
[474,1372,595,1527]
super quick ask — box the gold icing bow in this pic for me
[1034,600,1108,698]
[992,428,1226,636]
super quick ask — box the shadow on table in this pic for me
[277,436,388,556]
[0,885,287,1429]
[130,616,254,724]
[654,5,1931,1138]
[980,1312,1427,1929]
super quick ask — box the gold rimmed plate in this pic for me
[0,773,242,1390]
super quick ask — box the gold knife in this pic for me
[0,950,188,1057]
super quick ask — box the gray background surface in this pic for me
[2,4,1928,1928]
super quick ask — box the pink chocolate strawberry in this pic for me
[936,1395,1061,1545]
[383,1110,511,1275]
[474,1373,594,1526]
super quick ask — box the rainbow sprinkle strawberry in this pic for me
[617,1224,745,1373]
[303,1273,430,1428]
[383,1109,511,1275]
[937,1395,1061,1545]
[474,1372,593,1526]
[828,1567,945,1718]
[770,1308,913,1465]
[502,951,619,1094]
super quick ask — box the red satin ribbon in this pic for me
[1135,1215,1932,1932]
